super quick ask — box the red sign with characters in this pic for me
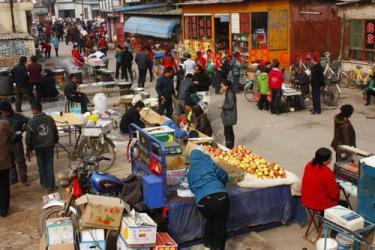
[365,20,375,49]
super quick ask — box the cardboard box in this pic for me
[79,241,106,250]
[117,234,150,250]
[120,213,157,246]
[75,194,125,230]
[45,217,74,246]
[142,126,175,143]
[152,233,178,250]
[49,243,75,250]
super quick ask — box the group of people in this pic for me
[12,56,59,112]
[0,101,59,217]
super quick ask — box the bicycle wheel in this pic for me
[78,137,116,171]
[244,82,255,102]
[323,84,340,106]
[340,72,350,88]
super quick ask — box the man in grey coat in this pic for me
[135,47,151,88]
[220,80,237,149]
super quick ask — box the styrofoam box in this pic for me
[79,241,106,250]
[117,235,150,250]
[120,214,157,246]
[45,217,74,246]
[80,229,105,242]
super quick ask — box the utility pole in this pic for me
[10,0,16,32]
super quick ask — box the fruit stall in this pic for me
[127,122,307,246]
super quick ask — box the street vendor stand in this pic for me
[128,124,307,246]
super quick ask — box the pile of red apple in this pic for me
[204,145,286,179]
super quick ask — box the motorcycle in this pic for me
[38,156,126,235]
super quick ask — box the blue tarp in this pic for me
[167,185,307,244]
[114,4,167,13]
[124,17,179,39]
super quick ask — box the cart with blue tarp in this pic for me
[128,124,307,246]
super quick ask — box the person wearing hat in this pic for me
[0,119,13,217]
[331,104,356,160]
[301,148,340,212]
[0,102,29,185]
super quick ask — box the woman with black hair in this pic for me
[301,148,340,211]
[331,104,356,160]
[192,105,213,136]
[220,80,237,149]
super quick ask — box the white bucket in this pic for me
[316,238,338,250]
[93,93,107,115]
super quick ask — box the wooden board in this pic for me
[51,113,85,126]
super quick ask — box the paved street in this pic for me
[1,41,375,250]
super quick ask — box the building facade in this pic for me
[54,0,99,20]
[0,0,33,34]
[337,0,375,70]
[181,0,341,67]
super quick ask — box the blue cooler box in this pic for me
[142,175,165,209]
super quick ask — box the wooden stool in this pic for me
[303,207,323,243]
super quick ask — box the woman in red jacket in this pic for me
[301,148,340,211]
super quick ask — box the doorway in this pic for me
[214,14,229,52]
[26,11,32,34]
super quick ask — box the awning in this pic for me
[114,4,167,13]
[124,17,179,39]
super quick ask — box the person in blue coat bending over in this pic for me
[161,114,188,139]
[188,149,230,250]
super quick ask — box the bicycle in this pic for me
[322,79,341,106]
[56,121,116,172]
[347,65,373,89]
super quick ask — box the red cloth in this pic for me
[98,39,108,49]
[197,56,206,69]
[301,161,340,211]
[269,68,284,89]
[162,54,176,68]
[27,62,42,82]
[148,51,155,62]
[72,49,84,67]
[41,42,51,52]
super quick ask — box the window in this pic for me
[350,19,375,62]
[251,12,268,49]
[184,16,212,40]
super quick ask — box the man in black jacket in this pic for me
[174,74,196,116]
[0,102,29,185]
[310,57,325,115]
[156,67,175,118]
[120,101,145,134]
[135,47,151,88]
[26,103,58,191]
[12,56,34,112]
[64,75,90,113]
[121,46,134,82]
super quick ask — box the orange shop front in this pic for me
[181,0,290,66]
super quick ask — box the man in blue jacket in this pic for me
[188,149,230,250]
